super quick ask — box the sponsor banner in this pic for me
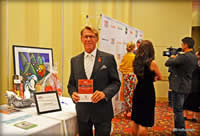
[99,14,144,115]
[99,14,144,64]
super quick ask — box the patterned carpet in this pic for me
[111,101,200,136]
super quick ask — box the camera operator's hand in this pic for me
[170,55,177,58]
[154,76,159,81]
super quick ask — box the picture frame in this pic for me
[34,91,62,114]
[13,45,53,82]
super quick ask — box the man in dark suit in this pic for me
[68,26,120,136]
[165,37,197,136]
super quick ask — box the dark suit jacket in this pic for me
[165,51,197,94]
[68,49,121,123]
[191,66,200,93]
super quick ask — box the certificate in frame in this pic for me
[34,91,62,114]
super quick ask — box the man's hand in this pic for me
[154,76,159,81]
[91,90,105,103]
[72,92,80,103]
[170,55,177,58]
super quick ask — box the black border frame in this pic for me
[13,45,54,74]
[34,91,62,115]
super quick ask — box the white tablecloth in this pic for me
[0,108,61,136]
[21,97,78,136]
[42,97,78,136]
[1,97,78,136]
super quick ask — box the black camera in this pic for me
[163,47,182,57]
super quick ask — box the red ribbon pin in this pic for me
[98,57,101,62]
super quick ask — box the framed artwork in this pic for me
[13,45,53,82]
[34,91,62,114]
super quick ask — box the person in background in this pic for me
[67,26,120,136]
[119,42,137,118]
[133,39,143,54]
[197,51,200,66]
[131,40,162,136]
[183,51,200,122]
[165,37,197,136]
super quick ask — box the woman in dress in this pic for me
[184,51,200,122]
[120,42,137,118]
[131,40,162,136]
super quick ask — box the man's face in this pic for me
[181,42,188,52]
[81,29,98,53]
[196,52,200,60]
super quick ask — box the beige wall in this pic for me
[0,0,7,104]
[192,0,200,52]
[0,0,63,104]
[0,0,192,104]
[192,27,200,52]
[133,1,192,79]
[192,0,200,26]
[132,1,192,97]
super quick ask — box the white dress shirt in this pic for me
[84,48,97,79]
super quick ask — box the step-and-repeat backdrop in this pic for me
[99,14,144,115]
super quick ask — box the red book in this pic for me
[78,79,93,94]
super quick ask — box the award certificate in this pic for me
[78,79,93,102]
[34,91,62,114]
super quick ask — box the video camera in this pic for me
[163,47,182,57]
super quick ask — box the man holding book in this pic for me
[67,26,120,136]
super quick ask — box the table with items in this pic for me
[0,97,78,136]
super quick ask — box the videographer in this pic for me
[165,37,197,136]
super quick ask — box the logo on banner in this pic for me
[104,20,109,28]
[111,25,116,29]
[102,38,109,42]
[139,34,143,38]
[117,26,122,31]
[135,30,138,38]
[117,41,122,45]
[123,41,127,45]
[130,30,134,35]
[111,38,115,45]
[125,27,128,34]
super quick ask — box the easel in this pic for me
[85,14,102,31]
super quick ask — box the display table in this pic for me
[42,97,78,136]
[0,97,78,136]
[0,108,61,136]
